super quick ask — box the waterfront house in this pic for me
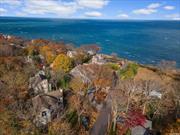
[91,54,107,65]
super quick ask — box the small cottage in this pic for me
[32,89,64,127]
[91,54,107,65]
[150,90,162,99]
[67,50,77,58]
[91,54,118,65]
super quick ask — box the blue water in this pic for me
[0,17,180,67]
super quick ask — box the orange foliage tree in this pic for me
[31,39,49,46]
[93,65,114,89]
[39,45,56,64]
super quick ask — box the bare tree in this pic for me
[110,79,163,131]
[140,80,163,114]
[109,79,139,132]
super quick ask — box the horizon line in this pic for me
[0,16,180,21]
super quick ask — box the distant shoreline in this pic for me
[0,18,180,67]
[1,33,180,72]
[1,16,180,21]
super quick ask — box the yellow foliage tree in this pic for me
[39,45,56,64]
[52,54,72,72]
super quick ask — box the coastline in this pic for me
[0,33,180,134]
[1,17,180,67]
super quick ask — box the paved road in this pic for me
[90,102,112,135]
[90,72,118,135]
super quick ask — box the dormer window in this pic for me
[42,111,47,117]
[58,97,63,105]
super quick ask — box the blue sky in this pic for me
[0,0,180,20]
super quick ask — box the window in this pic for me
[42,111,47,117]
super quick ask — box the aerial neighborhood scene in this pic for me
[0,0,180,135]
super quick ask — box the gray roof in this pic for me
[29,71,47,89]
[32,90,63,113]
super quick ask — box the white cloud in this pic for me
[117,13,129,19]
[174,18,180,20]
[14,0,109,17]
[84,11,102,17]
[76,0,109,9]
[22,0,77,16]
[165,14,180,20]
[147,3,161,9]
[164,6,175,10]
[0,0,22,6]
[132,3,161,15]
[133,8,157,15]
[0,8,7,15]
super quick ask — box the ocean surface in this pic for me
[0,17,180,67]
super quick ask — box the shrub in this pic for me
[52,54,73,72]
[57,75,71,89]
[69,77,86,92]
[26,45,39,56]
[48,120,73,135]
[106,63,120,71]
[66,110,78,128]
[118,63,139,80]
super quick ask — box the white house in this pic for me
[91,54,107,65]
[150,90,162,99]
[67,50,77,58]
[131,120,152,135]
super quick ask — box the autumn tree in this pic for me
[48,43,67,54]
[109,88,127,133]
[31,39,49,46]
[52,54,73,72]
[39,45,56,64]
[26,45,39,56]
[0,45,23,57]
[0,45,14,56]
[69,77,87,92]
[93,65,114,90]
[48,119,75,135]
[110,79,157,134]
[7,36,24,45]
